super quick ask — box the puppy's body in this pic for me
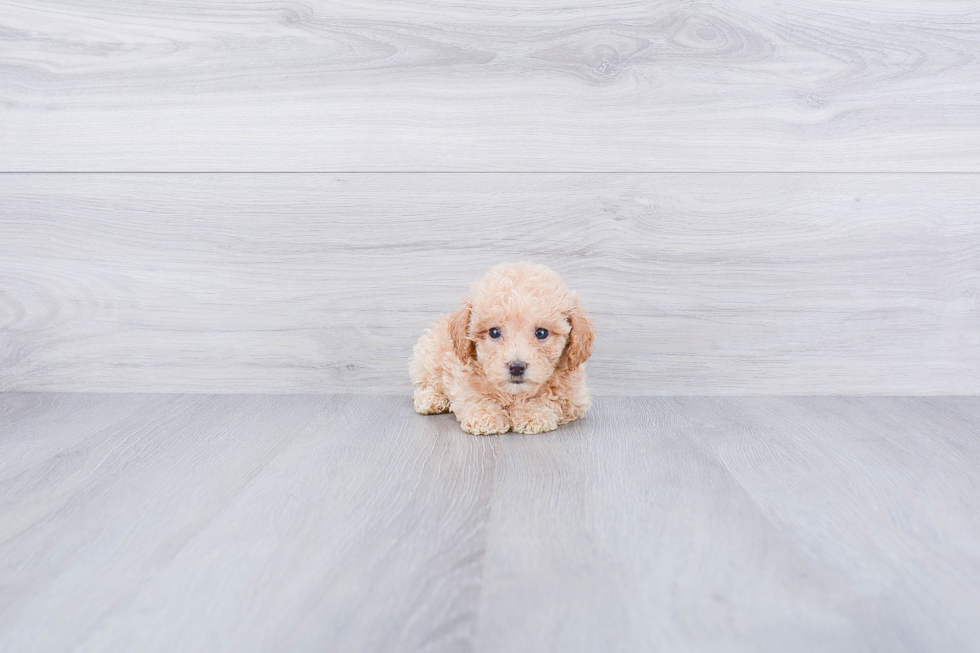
[410,263,594,435]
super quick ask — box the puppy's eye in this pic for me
[534,328,549,340]
[488,327,502,339]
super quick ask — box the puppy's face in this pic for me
[450,263,595,397]
[470,310,570,395]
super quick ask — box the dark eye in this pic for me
[534,328,549,340]
[488,327,502,339]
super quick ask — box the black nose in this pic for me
[508,361,527,377]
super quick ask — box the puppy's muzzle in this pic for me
[508,361,528,382]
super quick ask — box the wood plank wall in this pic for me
[1,1,978,393]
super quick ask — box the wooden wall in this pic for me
[1,1,978,393]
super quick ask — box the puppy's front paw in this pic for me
[413,387,449,414]
[563,402,589,423]
[459,407,510,435]
[511,408,560,435]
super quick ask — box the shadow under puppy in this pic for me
[410,263,594,435]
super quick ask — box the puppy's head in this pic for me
[450,263,594,396]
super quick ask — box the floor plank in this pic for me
[1,394,978,652]
[2,173,978,395]
[2,1,978,171]
[480,397,980,652]
[0,394,493,653]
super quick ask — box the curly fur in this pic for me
[410,263,595,435]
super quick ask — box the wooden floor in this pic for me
[2,394,979,652]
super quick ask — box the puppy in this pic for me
[410,263,594,435]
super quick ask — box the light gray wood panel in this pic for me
[2,173,978,394]
[0,393,494,653]
[479,396,980,652]
[0,394,325,651]
[1,1,979,171]
[2,394,980,652]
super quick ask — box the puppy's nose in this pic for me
[508,361,527,377]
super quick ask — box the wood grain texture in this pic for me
[479,395,980,652]
[2,394,979,651]
[2,173,978,394]
[1,0,979,171]
[0,393,495,652]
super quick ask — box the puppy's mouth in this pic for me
[504,378,536,394]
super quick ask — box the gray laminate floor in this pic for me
[1,394,979,652]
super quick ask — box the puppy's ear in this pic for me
[449,303,476,364]
[564,304,595,370]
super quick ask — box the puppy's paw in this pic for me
[511,409,560,435]
[562,403,589,424]
[413,387,450,415]
[459,407,510,435]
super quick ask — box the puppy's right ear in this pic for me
[449,303,476,364]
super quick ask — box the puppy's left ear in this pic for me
[564,302,595,370]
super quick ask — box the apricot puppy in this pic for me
[410,263,594,435]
